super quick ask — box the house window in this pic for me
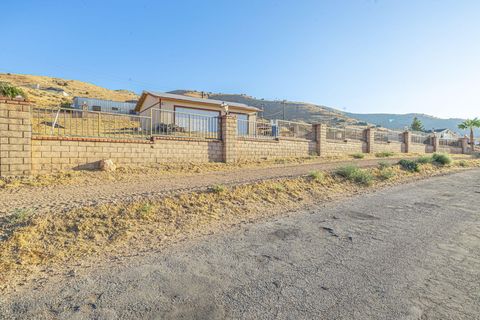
[111,107,119,112]
[231,113,249,135]
[92,105,102,112]
[174,106,220,133]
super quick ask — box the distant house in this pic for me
[72,97,137,114]
[425,128,460,140]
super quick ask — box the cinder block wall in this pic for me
[0,100,470,177]
[32,137,223,174]
[0,99,32,176]
[236,138,316,160]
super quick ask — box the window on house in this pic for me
[111,107,119,112]
[92,105,102,112]
[231,113,249,135]
[174,106,220,133]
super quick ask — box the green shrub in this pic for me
[272,183,285,192]
[416,156,433,164]
[378,168,396,180]
[398,159,420,172]
[8,208,34,225]
[432,153,452,165]
[351,153,365,159]
[375,151,394,158]
[0,82,26,98]
[335,165,373,186]
[308,170,325,182]
[472,153,480,159]
[210,184,227,193]
[457,160,469,167]
[378,161,391,169]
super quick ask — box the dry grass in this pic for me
[1,159,479,291]
[0,73,137,108]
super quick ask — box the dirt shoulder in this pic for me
[1,169,479,319]
[0,157,409,216]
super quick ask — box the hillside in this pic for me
[169,90,360,126]
[0,73,138,108]
[345,112,471,137]
[0,73,472,135]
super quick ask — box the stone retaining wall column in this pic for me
[366,127,375,153]
[313,123,326,156]
[432,134,439,153]
[0,98,32,176]
[403,131,411,153]
[221,115,237,163]
[460,136,469,154]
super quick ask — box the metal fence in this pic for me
[237,119,276,139]
[150,109,221,140]
[326,127,366,141]
[277,120,314,140]
[439,138,461,147]
[374,130,404,143]
[411,133,431,145]
[32,107,150,139]
[32,107,221,140]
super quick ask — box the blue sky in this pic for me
[1,0,479,118]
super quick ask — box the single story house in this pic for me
[425,128,460,140]
[135,91,260,135]
[72,97,138,114]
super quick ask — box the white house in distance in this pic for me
[134,91,260,136]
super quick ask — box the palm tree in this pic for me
[458,118,480,152]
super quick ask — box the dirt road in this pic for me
[0,158,401,216]
[1,169,479,319]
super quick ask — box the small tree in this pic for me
[458,118,480,152]
[0,82,26,99]
[410,117,424,132]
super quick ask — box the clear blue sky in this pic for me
[1,0,479,119]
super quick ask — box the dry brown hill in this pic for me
[169,90,361,125]
[0,73,138,108]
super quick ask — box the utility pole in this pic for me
[260,103,265,119]
[282,100,286,120]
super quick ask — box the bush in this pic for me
[432,153,452,165]
[335,165,373,186]
[416,156,433,164]
[378,168,396,180]
[210,184,227,193]
[457,160,469,167]
[0,82,26,98]
[378,161,391,169]
[398,159,420,172]
[375,151,394,158]
[308,170,325,182]
[351,153,365,159]
[472,153,480,159]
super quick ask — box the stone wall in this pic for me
[236,137,316,160]
[408,143,428,154]
[0,99,472,176]
[371,141,405,154]
[322,139,367,157]
[436,146,463,154]
[32,136,223,174]
[0,99,32,176]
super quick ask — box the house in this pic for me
[135,91,260,135]
[425,128,460,140]
[72,97,137,114]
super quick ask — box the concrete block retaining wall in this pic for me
[0,98,472,176]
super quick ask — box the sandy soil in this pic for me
[1,169,479,319]
[0,158,404,217]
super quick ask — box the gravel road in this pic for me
[0,158,401,216]
[1,169,479,319]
